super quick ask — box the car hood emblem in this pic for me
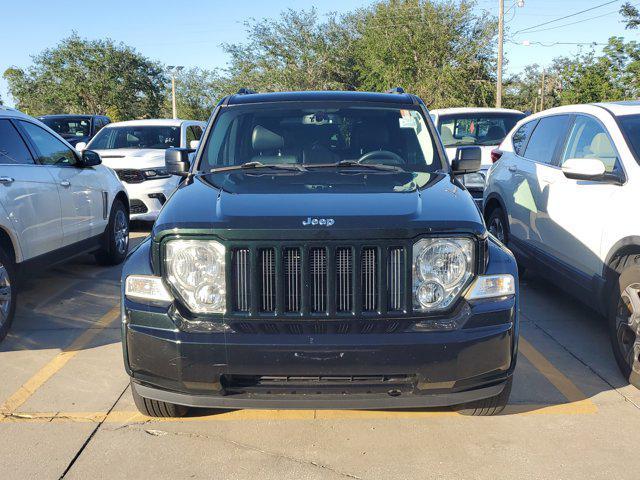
[302,217,335,226]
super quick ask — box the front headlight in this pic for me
[164,239,226,314]
[143,168,170,179]
[412,238,474,311]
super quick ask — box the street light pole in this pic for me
[497,0,504,108]
[167,66,184,119]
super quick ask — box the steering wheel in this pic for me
[357,150,405,165]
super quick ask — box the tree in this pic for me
[3,34,167,120]
[164,68,225,121]
[621,2,640,29]
[350,0,497,108]
[220,8,358,92]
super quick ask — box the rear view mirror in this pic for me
[452,146,481,174]
[562,158,606,180]
[79,149,101,167]
[165,148,192,177]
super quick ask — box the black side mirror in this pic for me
[452,146,481,174]
[165,148,192,177]
[79,149,101,167]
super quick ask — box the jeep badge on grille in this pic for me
[302,217,335,226]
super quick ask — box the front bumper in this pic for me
[122,235,518,409]
[123,176,179,221]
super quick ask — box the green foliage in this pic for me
[217,1,497,108]
[350,0,497,107]
[621,2,640,29]
[163,68,225,121]
[3,34,167,121]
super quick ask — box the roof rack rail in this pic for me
[385,87,405,94]
[236,88,257,95]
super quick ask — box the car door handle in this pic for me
[0,176,14,184]
[508,165,517,173]
[60,180,71,188]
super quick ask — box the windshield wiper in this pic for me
[210,161,306,173]
[304,160,402,172]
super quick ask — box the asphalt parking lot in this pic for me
[1,230,640,480]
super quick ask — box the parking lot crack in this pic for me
[125,425,364,479]
[58,384,130,479]
[523,312,640,411]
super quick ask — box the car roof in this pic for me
[429,107,523,115]
[0,106,32,120]
[104,119,204,128]
[225,90,419,106]
[595,100,640,117]
[37,114,97,119]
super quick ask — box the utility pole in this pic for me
[540,69,546,111]
[167,66,184,119]
[497,0,504,108]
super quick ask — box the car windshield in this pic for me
[40,117,91,138]
[88,125,180,150]
[198,105,442,173]
[618,114,640,162]
[438,112,524,147]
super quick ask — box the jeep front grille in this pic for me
[229,244,409,317]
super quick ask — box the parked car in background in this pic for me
[38,114,111,147]
[483,101,640,388]
[0,107,129,341]
[431,108,525,207]
[79,119,206,221]
[122,89,518,418]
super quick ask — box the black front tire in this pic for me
[131,380,189,418]
[456,377,513,416]
[0,246,17,342]
[95,199,129,266]
[608,256,640,387]
[486,206,526,278]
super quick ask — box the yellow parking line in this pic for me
[0,306,121,415]
[519,336,596,411]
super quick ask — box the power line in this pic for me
[516,8,624,34]
[512,0,623,34]
[507,39,609,47]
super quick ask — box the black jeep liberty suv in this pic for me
[122,89,519,417]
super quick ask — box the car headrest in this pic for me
[252,125,283,151]
[589,132,615,157]
[485,125,506,142]
[440,125,455,145]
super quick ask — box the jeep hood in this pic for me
[153,170,484,240]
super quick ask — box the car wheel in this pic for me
[0,246,17,342]
[486,206,526,278]
[95,199,129,266]
[456,377,512,416]
[609,258,640,388]
[131,380,189,418]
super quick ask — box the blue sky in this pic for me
[0,0,633,107]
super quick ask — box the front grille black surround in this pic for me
[158,235,484,322]
[129,199,148,214]
[116,169,145,184]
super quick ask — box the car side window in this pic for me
[561,115,618,173]
[0,119,35,165]
[523,115,571,165]
[94,118,106,133]
[192,125,203,139]
[512,120,537,156]
[19,121,77,166]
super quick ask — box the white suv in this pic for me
[430,107,525,207]
[483,101,640,387]
[0,107,129,340]
[78,119,206,221]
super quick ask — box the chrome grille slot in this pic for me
[336,247,353,312]
[259,248,276,312]
[361,247,377,312]
[310,248,327,312]
[233,249,250,312]
[388,247,404,311]
[283,248,301,312]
